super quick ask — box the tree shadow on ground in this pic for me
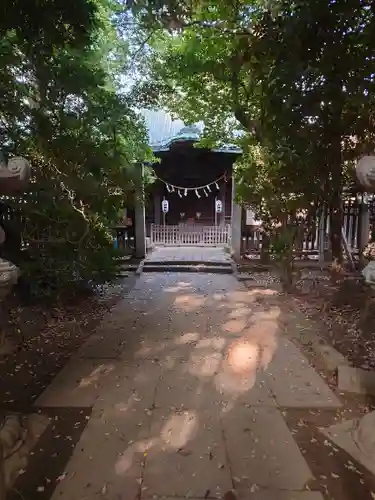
[44,273,337,500]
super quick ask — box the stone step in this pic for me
[142,263,233,274]
[118,264,138,270]
[115,261,140,277]
[144,260,232,267]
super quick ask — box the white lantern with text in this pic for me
[161,199,169,213]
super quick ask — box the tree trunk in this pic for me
[328,133,343,262]
[260,232,270,264]
[329,194,342,262]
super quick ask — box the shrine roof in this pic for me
[140,109,241,154]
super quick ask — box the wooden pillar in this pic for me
[220,181,226,226]
[231,175,242,260]
[154,185,161,225]
[134,164,146,258]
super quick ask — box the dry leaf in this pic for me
[177,448,192,457]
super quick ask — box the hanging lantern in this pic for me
[215,182,219,190]
[178,189,182,198]
[203,188,209,197]
[184,188,188,196]
[166,184,172,193]
[207,184,211,192]
[195,189,201,198]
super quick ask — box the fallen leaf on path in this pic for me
[177,448,192,456]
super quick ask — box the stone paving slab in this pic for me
[214,365,276,408]
[265,339,342,408]
[35,358,118,407]
[77,333,126,359]
[321,413,375,476]
[93,359,162,419]
[156,360,221,411]
[143,408,232,498]
[337,365,375,395]
[51,410,149,500]
[235,491,325,500]
[146,246,232,263]
[221,406,314,492]
[154,345,276,411]
[141,494,324,500]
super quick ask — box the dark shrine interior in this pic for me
[147,141,238,225]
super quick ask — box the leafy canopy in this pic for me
[1,0,152,297]
[129,0,375,260]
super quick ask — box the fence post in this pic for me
[318,208,325,264]
[358,193,370,266]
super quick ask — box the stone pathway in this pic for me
[35,273,343,500]
[145,246,231,263]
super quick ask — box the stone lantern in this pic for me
[356,156,375,284]
[0,152,30,500]
[0,154,30,297]
[343,155,375,472]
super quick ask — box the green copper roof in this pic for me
[140,109,241,153]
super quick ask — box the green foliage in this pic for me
[129,0,375,261]
[0,0,152,298]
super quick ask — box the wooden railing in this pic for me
[241,209,361,257]
[150,224,231,246]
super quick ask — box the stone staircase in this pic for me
[116,247,235,275]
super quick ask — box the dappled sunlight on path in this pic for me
[44,273,341,500]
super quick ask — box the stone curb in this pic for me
[286,305,351,375]
[286,304,375,397]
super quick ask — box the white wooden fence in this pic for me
[150,224,231,246]
[241,211,361,256]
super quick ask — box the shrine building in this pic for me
[132,110,248,259]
